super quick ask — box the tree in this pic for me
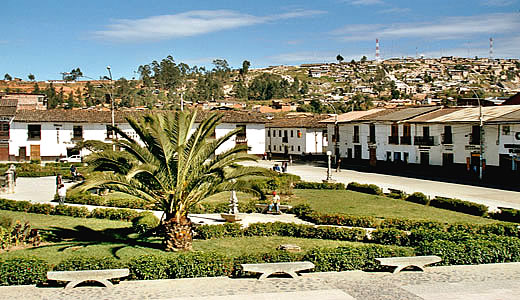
[361,56,367,63]
[28,74,35,81]
[63,68,83,81]
[240,60,251,76]
[32,82,40,94]
[336,54,344,64]
[76,111,264,251]
[4,74,12,81]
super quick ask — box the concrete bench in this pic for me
[255,204,292,213]
[376,256,441,273]
[241,261,314,280]
[47,268,130,289]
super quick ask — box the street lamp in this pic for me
[106,66,116,151]
[324,102,339,182]
[470,89,484,180]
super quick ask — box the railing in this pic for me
[282,137,288,143]
[468,134,480,145]
[414,136,435,146]
[352,135,360,143]
[235,136,248,144]
[441,134,453,144]
[400,136,411,145]
[367,135,376,144]
[388,136,399,145]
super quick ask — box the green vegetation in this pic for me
[289,189,497,224]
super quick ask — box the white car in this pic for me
[59,155,82,163]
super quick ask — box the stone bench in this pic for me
[375,256,442,273]
[255,203,292,213]
[47,268,130,289]
[241,261,314,280]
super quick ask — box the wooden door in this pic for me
[0,144,8,161]
[369,148,377,167]
[19,147,26,161]
[30,145,40,160]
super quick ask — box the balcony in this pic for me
[235,136,248,145]
[400,136,412,145]
[282,137,288,143]
[441,134,453,145]
[468,134,480,145]
[414,136,435,146]
[352,135,360,143]
[388,136,399,145]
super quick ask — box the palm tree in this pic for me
[76,111,265,251]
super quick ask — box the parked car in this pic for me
[59,155,82,163]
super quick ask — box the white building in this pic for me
[9,110,266,161]
[266,114,328,157]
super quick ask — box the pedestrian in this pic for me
[282,161,287,173]
[289,155,293,166]
[336,158,342,172]
[273,164,281,172]
[56,174,62,193]
[70,165,77,181]
[57,184,66,205]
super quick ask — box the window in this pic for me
[423,126,430,137]
[353,126,360,143]
[291,130,294,138]
[73,125,83,140]
[273,145,276,151]
[403,152,409,164]
[291,145,294,151]
[298,146,301,152]
[268,145,271,151]
[267,129,271,137]
[28,124,41,140]
[393,152,401,162]
[369,124,376,143]
[502,125,511,135]
[386,151,392,161]
[297,130,302,138]
[236,125,247,144]
[273,130,276,137]
[443,126,452,144]
[279,130,282,136]
[0,123,9,138]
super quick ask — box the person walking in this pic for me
[336,158,342,172]
[57,184,66,205]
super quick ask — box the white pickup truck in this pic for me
[59,155,82,163]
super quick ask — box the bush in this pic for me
[129,255,169,280]
[303,244,415,272]
[346,182,382,195]
[405,192,429,205]
[429,196,488,217]
[378,218,445,231]
[131,212,160,234]
[302,212,380,228]
[28,203,55,215]
[371,228,410,246]
[491,208,520,223]
[0,257,49,286]
[54,256,123,271]
[195,223,243,239]
[232,251,303,277]
[54,205,89,218]
[65,192,149,210]
[415,236,520,265]
[294,182,346,190]
[90,208,140,221]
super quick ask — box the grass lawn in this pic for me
[287,189,498,224]
[0,210,359,265]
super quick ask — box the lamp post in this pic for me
[106,66,116,151]
[470,88,484,180]
[324,102,338,182]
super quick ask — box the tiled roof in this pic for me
[0,106,17,117]
[405,107,464,123]
[320,109,386,124]
[486,109,520,123]
[368,106,441,122]
[267,114,328,128]
[14,109,268,124]
[418,106,520,123]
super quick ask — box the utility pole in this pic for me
[106,66,115,151]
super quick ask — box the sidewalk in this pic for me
[1,263,519,300]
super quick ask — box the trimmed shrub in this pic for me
[131,212,160,234]
[294,182,346,190]
[0,257,49,286]
[28,203,55,215]
[371,228,410,246]
[54,256,123,271]
[346,182,382,195]
[54,205,89,218]
[405,192,429,205]
[429,197,488,217]
[165,252,233,278]
[195,223,243,239]
[129,255,169,280]
[303,244,415,272]
[378,218,445,231]
[90,208,140,221]
[303,212,380,228]
[491,208,520,223]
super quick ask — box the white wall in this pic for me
[265,127,324,155]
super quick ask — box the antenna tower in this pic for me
[489,37,494,59]
[376,39,381,62]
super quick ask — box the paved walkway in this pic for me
[247,161,520,211]
[0,263,519,300]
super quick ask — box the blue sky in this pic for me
[1,0,519,81]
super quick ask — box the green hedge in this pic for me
[194,222,368,242]
[491,208,520,223]
[0,257,48,286]
[405,192,429,205]
[346,182,382,195]
[294,182,346,190]
[429,196,488,217]
[65,192,150,210]
[0,198,147,222]
[131,212,160,234]
[54,256,123,271]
